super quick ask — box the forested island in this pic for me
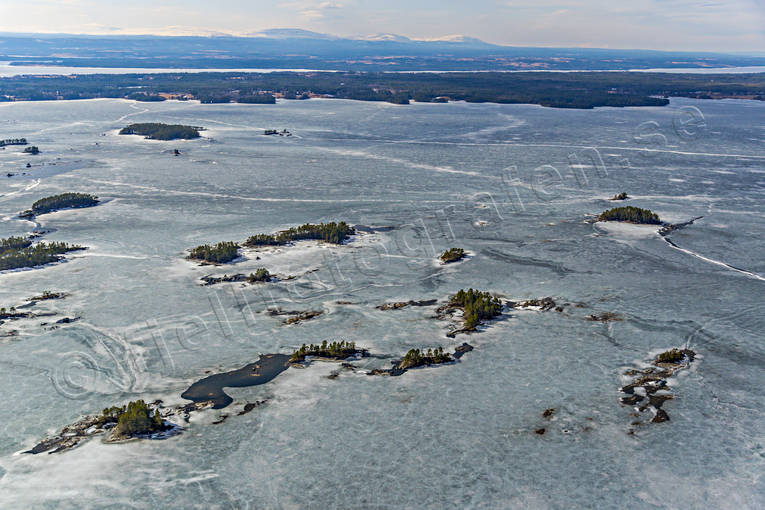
[119,123,202,140]
[598,206,661,224]
[397,347,453,369]
[0,236,85,271]
[445,288,504,332]
[245,222,354,247]
[289,340,367,363]
[440,247,466,263]
[1,71,764,109]
[187,242,240,264]
[20,192,99,218]
[99,400,170,439]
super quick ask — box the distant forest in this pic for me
[0,72,763,109]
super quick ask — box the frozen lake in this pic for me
[0,96,763,509]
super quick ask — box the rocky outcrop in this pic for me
[659,216,703,237]
[238,400,268,416]
[200,273,250,286]
[510,297,559,311]
[267,309,324,325]
[586,312,622,322]
[28,291,67,302]
[620,348,696,431]
[377,299,438,311]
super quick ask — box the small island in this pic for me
[245,222,355,247]
[620,347,697,428]
[1,236,85,271]
[444,288,503,334]
[282,310,323,325]
[610,192,629,201]
[28,290,67,302]
[655,348,695,365]
[368,342,474,377]
[119,123,202,141]
[23,146,40,155]
[100,400,170,440]
[21,192,99,218]
[376,299,438,310]
[598,206,661,225]
[440,247,466,264]
[187,241,240,264]
[397,347,453,369]
[0,306,31,321]
[0,138,28,147]
[289,340,367,363]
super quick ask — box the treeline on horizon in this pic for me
[1,72,763,108]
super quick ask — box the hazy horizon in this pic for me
[1,1,763,52]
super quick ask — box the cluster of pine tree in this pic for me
[187,242,240,264]
[655,349,694,364]
[0,138,27,146]
[449,289,503,330]
[598,206,660,224]
[0,236,84,271]
[247,268,271,283]
[245,222,354,247]
[30,192,99,215]
[398,347,453,369]
[290,340,358,362]
[99,400,166,436]
[440,247,466,263]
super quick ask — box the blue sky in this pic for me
[1,0,764,51]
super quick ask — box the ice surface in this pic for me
[0,97,763,509]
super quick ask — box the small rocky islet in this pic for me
[620,348,697,430]
[267,308,324,325]
[439,247,467,264]
[0,291,75,336]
